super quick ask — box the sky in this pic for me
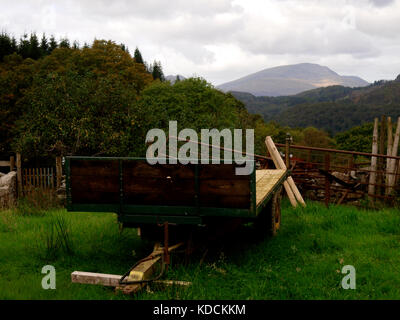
[1,0,400,85]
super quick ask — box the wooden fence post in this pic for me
[386,117,393,195]
[377,115,386,196]
[368,118,379,200]
[9,156,15,172]
[56,156,62,189]
[16,153,22,197]
[285,133,291,169]
[387,117,400,195]
[324,153,330,208]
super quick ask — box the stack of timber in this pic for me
[265,136,306,208]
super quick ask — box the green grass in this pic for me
[0,201,399,300]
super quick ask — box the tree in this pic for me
[72,40,79,50]
[59,38,70,48]
[0,32,17,61]
[48,35,58,53]
[133,47,144,64]
[151,60,165,81]
[335,122,374,153]
[40,33,49,56]
[28,33,41,60]
[299,127,335,148]
[11,40,153,158]
[18,33,30,59]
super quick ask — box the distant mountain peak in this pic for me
[217,63,369,97]
[165,74,186,84]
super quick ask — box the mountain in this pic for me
[231,76,400,134]
[217,63,369,96]
[165,74,186,84]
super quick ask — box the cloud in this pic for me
[0,0,399,84]
[369,0,395,7]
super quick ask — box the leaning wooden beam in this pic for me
[265,136,306,207]
[282,180,297,208]
[368,118,379,199]
[387,117,400,194]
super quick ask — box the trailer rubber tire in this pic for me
[255,187,282,237]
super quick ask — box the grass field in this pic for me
[1,200,400,300]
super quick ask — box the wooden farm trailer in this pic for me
[66,157,289,292]
[66,157,288,237]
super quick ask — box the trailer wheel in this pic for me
[255,187,282,237]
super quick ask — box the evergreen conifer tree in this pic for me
[134,47,144,64]
[40,33,49,56]
[151,60,165,81]
[48,35,58,53]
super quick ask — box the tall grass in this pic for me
[35,213,74,261]
[0,201,400,299]
[14,188,61,216]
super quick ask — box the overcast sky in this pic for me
[1,0,400,85]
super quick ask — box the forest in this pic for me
[233,79,400,136]
[0,31,339,164]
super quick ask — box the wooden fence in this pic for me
[271,142,400,207]
[22,167,56,190]
[19,156,63,195]
[0,153,63,197]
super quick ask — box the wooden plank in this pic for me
[71,160,118,176]
[0,161,10,167]
[199,179,250,196]
[198,164,249,180]
[71,271,121,287]
[123,161,195,179]
[71,271,191,288]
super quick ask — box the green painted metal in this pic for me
[69,203,251,217]
[118,214,202,225]
[69,203,120,212]
[194,163,199,214]
[65,157,72,210]
[119,159,123,215]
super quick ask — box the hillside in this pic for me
[217,63,369,96]
[232,78,400,134]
